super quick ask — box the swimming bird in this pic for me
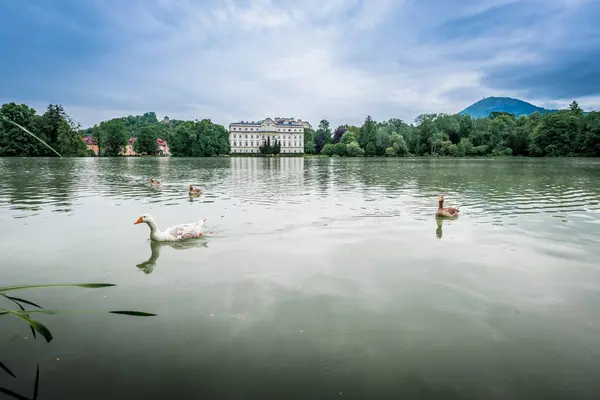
[435,195,459,218]
[134,214,207,242]
[188,185,202,196]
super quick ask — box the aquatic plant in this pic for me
[0,115,63,157]
[0,283,156,400]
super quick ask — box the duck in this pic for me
[188,185,202,196]
[435,195,459,218]
[134,214,207,242]
[149,178,161,186]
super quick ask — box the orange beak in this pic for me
[134,216,143,225]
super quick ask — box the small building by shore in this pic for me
[82,136,99,155]
[81,136,170,156]
[121,137,171,156]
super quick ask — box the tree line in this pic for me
[1,100,599,158]
[0,103,89,157]
[304,101,600,157]
[79,111,230,157]
[0,102,230,157]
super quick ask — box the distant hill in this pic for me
[459,97,557,118]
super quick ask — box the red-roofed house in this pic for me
[120,137,170,156]
[157,138,170,156]
[82,136,99,155]
[122,137,137,156]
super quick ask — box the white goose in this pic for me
[134,214,207,242]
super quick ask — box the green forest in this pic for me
[0,103,229,157]
[1,100,598,157]
[305,101,600,157]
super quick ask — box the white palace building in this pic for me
[229,117,311,154]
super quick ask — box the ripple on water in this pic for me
[0,158,599,239]
[1,157,600,397]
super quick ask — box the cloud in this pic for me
[480,0,600,102]
[1,0,599,129]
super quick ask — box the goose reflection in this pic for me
[136,239,208,274]
[435,217,444,239]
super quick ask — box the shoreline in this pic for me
[2,155,598,159]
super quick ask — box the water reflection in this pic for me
[2,157,600,398]
[136,239,208,274]
[0,158,80,216]
[2,158,599,226]
[229,157,305,203]
[436,217,444,239]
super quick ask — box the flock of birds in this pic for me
[135,178,460,243]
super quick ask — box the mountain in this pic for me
[459,97,557,118]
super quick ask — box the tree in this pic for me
[569,101,584,116]
[332,125,347,144]
[321,143,335,156]
[304,128,316,154]
[273,139,281,155]
[340,130,357,145]
[134,126,159,155]
[0,103,43,156]
[56,117,88,157]
[214,124,230,155]
[415,114,439,156]
[456,138,474,157]
[346,141,365,156]
[389,132,409,156]
[490,111,515,119]
[358,115,377,156]
[98,119,128,156]
[314,119,332,154]
[169,119,229,157]
[530,111,580,156]
[375,127,391,156]
[435,114,462,144]
[38,104,65,147]
[170,122,194,156]
[581,112,600,156]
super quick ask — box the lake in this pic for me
[1,156,600,399]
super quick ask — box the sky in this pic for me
[0,0,599,129]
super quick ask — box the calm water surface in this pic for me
[1,157,600,399]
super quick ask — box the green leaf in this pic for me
[33,365,39,400]
[0,386,30,400]
[2,310,53,343]
[11,310,62,315]
[0,363,39,400]
[0,294,43,309]
[0,360,16,378]
[9,309,156,317]
[109,311,157,317]
[0,283,116,292]
[1,296,37,339]
[3,309,156,317]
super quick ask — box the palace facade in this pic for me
[229,117,310,154]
